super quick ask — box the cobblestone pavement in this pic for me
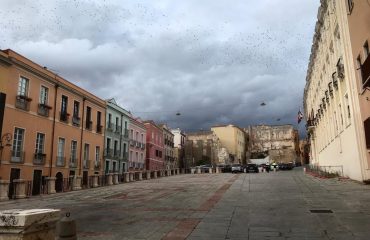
[1,169,370,239]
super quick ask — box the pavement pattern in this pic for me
[1,168,370,240]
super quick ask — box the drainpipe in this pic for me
[79,97,86,176]
[49,83,59,177]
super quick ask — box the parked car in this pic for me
[231,164,243,173]
[278,162,294,170]
[245,164,259,173]
[218,164,232,173]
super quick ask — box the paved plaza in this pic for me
[1,168,370,239]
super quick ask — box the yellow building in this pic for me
[211,125,246,164]
[303,0,370,182]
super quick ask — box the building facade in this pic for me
[211,125,246,164]
[171,128,186,168]
[303,0,370,181]
[104,99,130,174]
[159,124,175,169]
[128,116,146,171]
[245,125,299,164]
[185,131,222,166]
[144,121,164,170]
[0,49,105,195]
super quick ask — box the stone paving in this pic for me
[1,168,370,239]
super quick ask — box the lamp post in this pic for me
[0,133,12,165]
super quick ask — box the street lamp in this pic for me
[0,133,12,165]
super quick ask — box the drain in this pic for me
[310,209,333,213]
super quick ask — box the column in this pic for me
[0,180,9,201]
[93,174,99,187]
[138,172,143,181]
[146,171,151,180]
[197,167,201,174]
[124,172,130,182]
[129,172,134,182]
[72,176,82,191]
[107,174,113,185]
[0,209,60,239]
[45,177,56,194]
[216,167,220,174]
[153,171,157,179]
[13,179,26,199]
[113,173,119,185]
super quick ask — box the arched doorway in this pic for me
[55,172,63,192]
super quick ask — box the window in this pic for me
[136,132,139,141]
[346,0,354,14]
[71,141,77,163]
[97,111,102,133]
[364,41,369,58]
[35,133,45,154]
[73,101,80,117]
[115,117,119,131]
[84,143,90,161]
[39,86,48,105]
[114,140,118,156]
[18,77,29,96]
[57,138,65,166]
[61,95,68,114]
[86,106,92,129]
[12,128,25,160]
[95,146,100,165]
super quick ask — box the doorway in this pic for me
[32,170,42,195]
[55,172,63,192]
[82,171,88,187]
[8,168,20,199]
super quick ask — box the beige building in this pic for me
[211,125,246,164]
[303,0,370,182]
[171,128,186,168]
[185,131,222,166]
[245,125,299,164]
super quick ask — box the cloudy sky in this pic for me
[0,0,320,135]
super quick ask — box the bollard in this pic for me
[56,212,77,240]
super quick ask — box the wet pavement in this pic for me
[1,168,370,239]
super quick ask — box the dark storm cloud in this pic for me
[0,0,320,135]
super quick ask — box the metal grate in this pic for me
[310,209,333,213]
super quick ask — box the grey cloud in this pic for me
[0,0,320,136]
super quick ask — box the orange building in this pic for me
[0,49,105,196]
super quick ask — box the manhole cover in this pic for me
[310,209,333,213]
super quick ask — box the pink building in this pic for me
[128,117,146,172]
[143,121,164,170]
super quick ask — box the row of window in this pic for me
[17,76,103,132]
[11,127,101,166]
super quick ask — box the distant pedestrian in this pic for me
[265,164,270,173]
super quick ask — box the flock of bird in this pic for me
[0,1,315,131]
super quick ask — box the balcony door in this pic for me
[32,170,42,196]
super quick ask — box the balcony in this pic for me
[113,150,121,159]
[85,121,93,131]
[15,95,31,111]
[122,152,129,161]
[135,141,141,148]
[328,82,334,97]
[141,143,146,150]
[83,160,90,169]
[69,157,77,168]
[94,160,101,170]
[10,151,25,163]
[106,122,114,132]
[361,55,370,89]
[115,125,122,134]
[37,104,51,117]
[96,125,103,134]
[130,140,135,147]
[337,57,345,80]
[72,115,81,126]
[56,156,66,167]
[60,112,70,123]
[33,153,46,165]
[123,129,129,138]
[104,148,113,158]
[306,119,315,134]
